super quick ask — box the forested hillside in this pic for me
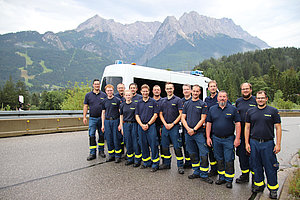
[195,47,300,103]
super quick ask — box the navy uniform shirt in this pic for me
[182,96,192,105]
[245,105,281,140]
[115,93,125,103]
[204,94,218,109]
[154,97,164,126]
[182,99,208,132]
[161,95,183,123]
[132,94,142,103]
[103,97,121,119]
[135,97,159,124]
[120,102,137,122]
[206,103,241,137]
[84,91,107,117]
[235,96,257,122]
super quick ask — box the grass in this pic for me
[289,168,300,198]
[16,51,33,67]
[288,150,300,198]
[39,60,53,73]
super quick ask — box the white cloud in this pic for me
[0,0,299,47]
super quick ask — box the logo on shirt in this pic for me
[249,104,256,107]
[226,113,232,116]
[172,104,176,106]
[148,106,153,108]
[100,98,104,99]
[130,108,135,110]
[134,100,139,102]
[111,103,117,105]
[264,114,271,117]
[196,106,202,109]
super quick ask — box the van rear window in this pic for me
[101,76,123,92]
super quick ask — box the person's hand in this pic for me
[207,137,212,147]
[245,143,251,154]
[234,138,240,148]
[273,144,281,154]
[83,117,87,125]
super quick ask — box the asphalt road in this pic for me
[0,117,299,200]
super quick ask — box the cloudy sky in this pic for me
[0,0,299,48]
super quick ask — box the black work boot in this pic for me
[208,169,218,177]
[236,173,249,183]
[159,164,171,170]
[269,190,277,199]
[87,154,96,161]
[98,151,106,158]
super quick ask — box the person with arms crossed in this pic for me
[245,90,282,199]
[83,79,107,161]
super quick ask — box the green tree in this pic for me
[39,90,65,110]
[1,76,17,110]
[61,81,91,110]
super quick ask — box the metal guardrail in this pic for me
[0,110,299,138]
[0,110,85,119]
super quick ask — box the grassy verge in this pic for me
[288,150,300,198]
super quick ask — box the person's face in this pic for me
[124,91,132,101]
[105,87,114,97]
[141,88,149,98]
[183,86,191,97]
[256,93,268,107]
[208,83,217,94]
[130,85,137,95]
[192,86,201,99]
[165,84,174,96]
[241,83,252,98]
[93,81,100,90]
[153,86,161,96]
[117,84,125,94]
[217,92,228,106]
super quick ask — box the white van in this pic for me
[100,62,211,100]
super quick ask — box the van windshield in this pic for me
[101,76,123,92]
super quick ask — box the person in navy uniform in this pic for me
[180,84,192,169]
[129,83,142,103]
[245,90,282,199]
[115,83,125,103]
[206,90,241,189]
[181,84,213,184]
[159,82,184,174]
[101,84,122,163]
[135,84,160,172]
[152,85,164,153]
[204,80,219,177]
[119,90,142,167]
[83,79,107,161]
[235,83,257,184]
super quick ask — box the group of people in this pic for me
[83,79,282,199]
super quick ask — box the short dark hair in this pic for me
[218,90,228,97]
[141,84,150,91]
[256,90,267,97]
[129,83,138,88]
[165,82,174,88]
[192,84,201,90]
[93,79,100,84]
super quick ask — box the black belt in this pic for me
[105,117,119,120]
[251,138,273,143]
[124,121,136,124]
[215,134,233,139]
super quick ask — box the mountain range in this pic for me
[0,11,269,91]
